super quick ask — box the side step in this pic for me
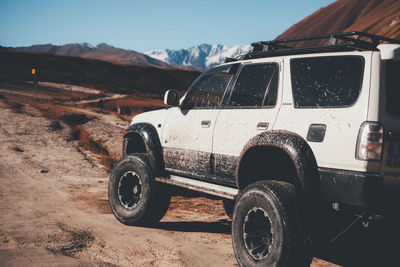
[155,175,239,200]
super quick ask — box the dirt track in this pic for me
[0,97,339,266]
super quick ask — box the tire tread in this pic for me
[108,153,171,226]
[232,180,310,267]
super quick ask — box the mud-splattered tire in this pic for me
[232,180,311,267]
[108,153,171,225]
[222,199,235,218]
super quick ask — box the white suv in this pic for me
[108,32,400,267]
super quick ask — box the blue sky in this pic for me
[0,0,335,52]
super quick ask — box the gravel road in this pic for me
[0,99,339,267]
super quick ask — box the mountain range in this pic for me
[10,43,171,69]
[6,0,400,72]
[10,43,251,71]
[144,44,251,71]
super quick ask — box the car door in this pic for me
[213,61,282,185]
[162,64,238,180]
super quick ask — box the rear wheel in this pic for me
[108,153,171,225]
[232,180,311,267]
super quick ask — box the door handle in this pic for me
[201,120,211,128]
[257,122,269,130]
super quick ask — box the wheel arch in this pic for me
[236,130,321,198]
[123,123,164,175]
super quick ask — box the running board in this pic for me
[155,175,239,200]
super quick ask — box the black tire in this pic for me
[222,199,235,218]
[232,180,311,267]
[108,153,171,225]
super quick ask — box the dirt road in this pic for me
[0,99,337,266]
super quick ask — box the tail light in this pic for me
[356,122,384,161]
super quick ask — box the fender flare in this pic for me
[237,130,321,197]
[123,123,164,175]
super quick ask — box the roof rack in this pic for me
[239,31,400,60]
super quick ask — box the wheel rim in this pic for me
[118,171,143,209]
[243,207,273,261]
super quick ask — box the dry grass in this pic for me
[2,94,119,172]
[0,81,173,173]
[1,95,25,113]
[81,94,166,118]
[75,126,117,171]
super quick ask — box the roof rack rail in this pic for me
[243,31,400,60]
[224,57,238,63]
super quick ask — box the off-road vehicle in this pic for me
[108,32,400,266]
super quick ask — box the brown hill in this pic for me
[277,0,400,44]
[0,50,199,95]
[11,43,171,68]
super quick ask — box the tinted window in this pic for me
[386,61,400,116]
[229,63,278,107]
[183,65,236,109]
[291,56,364,108]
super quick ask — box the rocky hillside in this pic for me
[277,0,400,44]
[0,50,199,95]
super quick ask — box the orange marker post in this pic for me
[32,68,37,100]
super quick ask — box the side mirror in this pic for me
[164,90,180,106]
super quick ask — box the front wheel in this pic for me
[232,180,311,267]
[108,154,171,225]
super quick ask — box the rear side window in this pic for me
[228,63,278,108]
[386,61,400,116]
[290,56,364,108]
[183,65,237,109]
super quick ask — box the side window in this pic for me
[228,63,278,108]
[183,65,236,109]
[290,56,364,108]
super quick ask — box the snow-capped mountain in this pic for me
[145,44,252,71]
[77,42,96,49]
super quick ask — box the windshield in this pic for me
[182,64,239,109]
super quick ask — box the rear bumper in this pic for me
[319,168,384,208]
